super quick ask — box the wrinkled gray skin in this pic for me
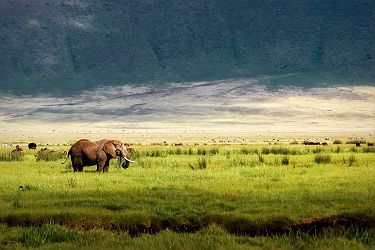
[68,139,134,172]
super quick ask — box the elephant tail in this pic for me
[61,148,72,164]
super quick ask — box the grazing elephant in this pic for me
[68,139,135,172]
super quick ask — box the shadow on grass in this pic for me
[1,213,374,238]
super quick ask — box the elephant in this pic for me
[67,139,135,172]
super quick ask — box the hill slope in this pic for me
[1,0,374,94]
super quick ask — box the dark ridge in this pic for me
[1,213,374,237]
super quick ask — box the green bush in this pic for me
[333,139,342,144]
[197,148,207,155]
[281,155,289,165]
[346,139,366,144]
[333,147,341,153]
[347,155,356,167]
[190,157,208,170]
[314,154,331,164]
[257,154,264,163]
[312,147,324,154]
[363,147,375,153]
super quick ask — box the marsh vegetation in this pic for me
[0,143,374,249]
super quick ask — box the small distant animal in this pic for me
[35,147,66,160]
[356,143,361,147]
[175,143,183,146]
[11,145,24,156]
[28,142,37,149]
[322,142,328,146]
[367,143,374,146]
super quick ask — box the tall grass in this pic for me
[0,143,374,248]
[346,139,366,144]
[0,153,23,161]
[314,154,331,164]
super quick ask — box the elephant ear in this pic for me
[103,141,117,158]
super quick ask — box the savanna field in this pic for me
[0,141,374,249]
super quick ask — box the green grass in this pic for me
[0,153,24,161]
[0,144,374,248]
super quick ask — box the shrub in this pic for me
[197,148,206,155]
[208,147,219,155]
[190,157,208,170]
[281,155,289,165]
[333,147,341,153]
[187,148,194,155]
[257,154,264,164]
[333,139,342,144]
[350,147,358,153]
[314,154,331,164]
[363,147,375,153]
[312,147,324,154]
[346,139,366,144]
[347,155,356,167]
[289,140,299,145]
[261,147,270,155]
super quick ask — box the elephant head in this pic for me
[102,140,135,169]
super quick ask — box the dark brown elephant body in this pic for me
[68,139,134,172]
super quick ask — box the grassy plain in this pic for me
[0,142,374,249]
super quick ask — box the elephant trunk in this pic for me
[117,146,135,169]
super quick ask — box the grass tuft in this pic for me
[0,153,23,161]
[314,154,331,164]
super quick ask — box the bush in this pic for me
[347,155,356,167]
[281,155,289,165]
[289,140,299,145]
[346,139,366,144]
[261,147,270,155]
[363,147,375,153]
[314,154,331,164]
[333,139,342,144]
[312,147,324,154]
[257,154,264,163]
[208,147,219,155]
[190,157,208,170]
[197,148,206,155]
[333,147,341,153]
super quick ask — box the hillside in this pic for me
[1,0,374,94]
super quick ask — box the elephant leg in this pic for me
[97,160,106,173]
[72,156,82,172]
[71,159,78,172]
[103,159,111,172]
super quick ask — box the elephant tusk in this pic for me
[123,156,136,163]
